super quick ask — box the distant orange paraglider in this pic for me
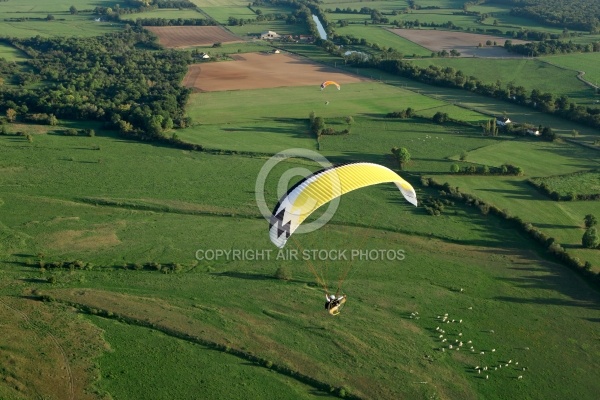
[320,81,341,90]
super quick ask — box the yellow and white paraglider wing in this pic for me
[269,162,417,248]
[320,81,341,90]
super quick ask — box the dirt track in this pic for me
[183,52,371,92]
[389,29,528,58]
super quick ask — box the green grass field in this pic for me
[2,0,600,399]
[541,53,600,92]
[1,127,599,399]
[90,316,331,399]
[530,171,600,197]
[0,0,123,38]
[333,25,432,57]
[0,43,26,61]
[408,57,595,105]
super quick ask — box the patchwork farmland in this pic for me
[0,0,600,399]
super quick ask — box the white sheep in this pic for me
[459,319,463,323]
[509,360,512,364]
[480,351,485,355]
[439,335,444,338]
[518,375,523,380]
[467,340,472,344]
[486,375,489,380]
[492,349,496,352]
[442,339,447,342]
[468,306,473,310]
[458,333,463,336]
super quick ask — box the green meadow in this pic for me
[2,0,600,399]
[1,128,599,399]
[333,25,432,57]
[530,171,600,197]
[408,57,595,105]
[541,53,600,90]
[0,0,123,38]
[442,139,600,269]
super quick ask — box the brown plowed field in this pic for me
[182,52,371,92]
[389,29,528,58]
[146,26,242,48]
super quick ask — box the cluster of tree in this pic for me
[309,112,352,137]
[421,196,454,216]
[0,58,18,76]
[0,28,192,141]
[155,0,196,8]
[421,177,600,286]
[134,17,215,26]
[528,172,600,201]
[500,0,600,32]
[390,146,410,170]
[431,49,461,57]
[502,123,557,141]
[21,112,59,125]
[449,163,524,176]
[386,108,415,119]
[4,17,66,22]
[408,19,460,30]
[505,39,600,56]
[63,128,96,137]
[37,258,183,274]
[506,29,580,41]
[582,214,599,248]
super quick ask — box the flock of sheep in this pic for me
[410,305,529,382]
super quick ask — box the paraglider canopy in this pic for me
[268,162,418,248]
[320,81,341,91]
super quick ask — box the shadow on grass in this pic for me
[212,271,307,285]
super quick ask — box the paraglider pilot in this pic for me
[325,293,346,315]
